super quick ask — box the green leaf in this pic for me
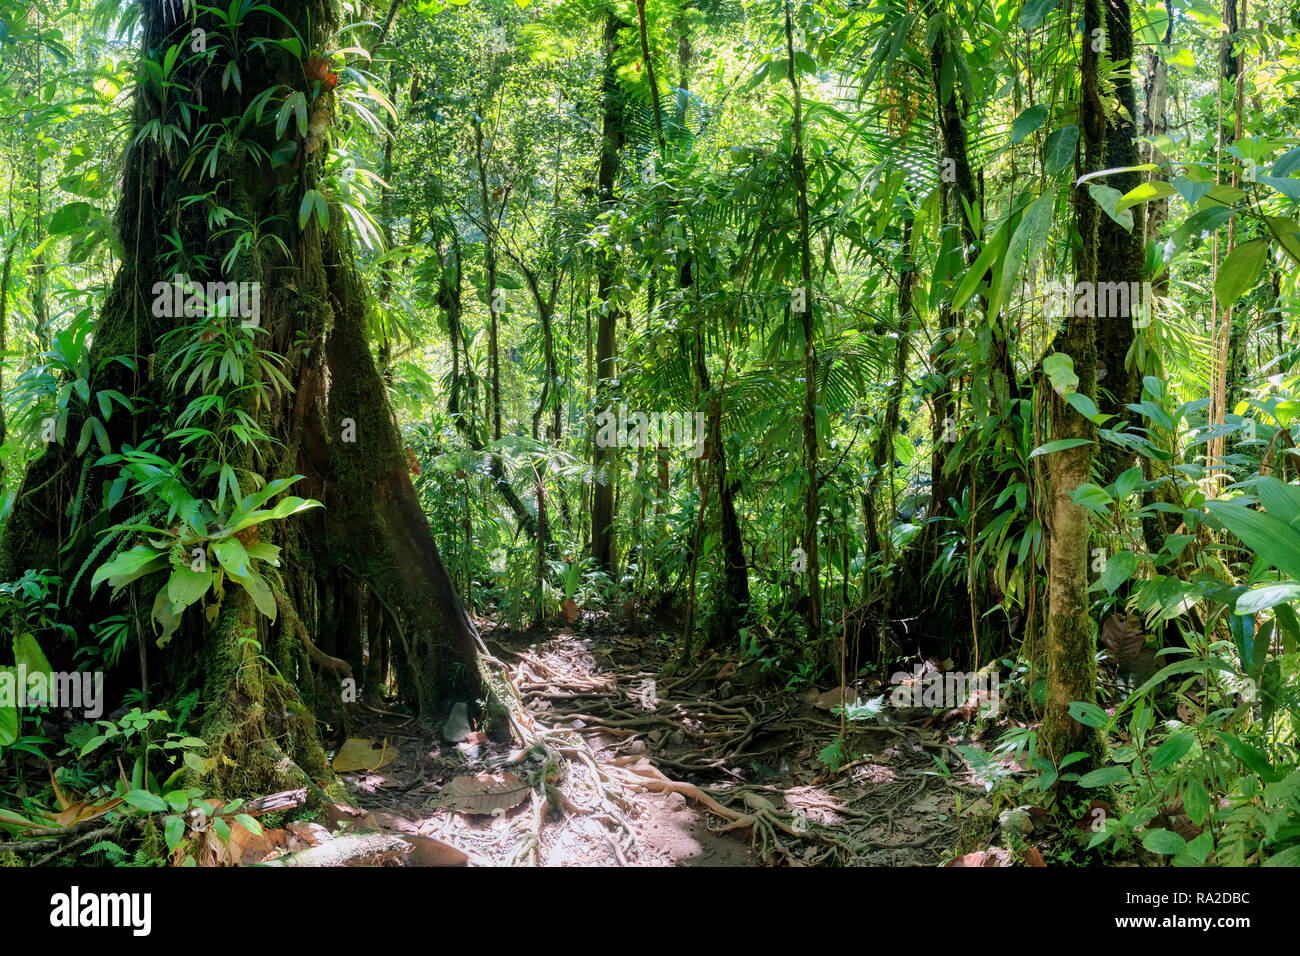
[1100,551,1137,594]
[1020,0,1061,29]
[1065,391,1110,423]
[49,201,94,236]
[13,633,51,678]
[1206,501,1300,581]
[1171,175,1212,206]
[1273,145,1300,178]
[167,566,212,611]
[211,539,253,579]
[229,569,277,621]
[1114,466,1143,500]
[1216,732,1281,783]
[1029,438,1093,458]
[1149,729,1195,771]
[1011,104,1048,144]
[164,814,186,852]
[0,671,17,746]
[91,545,169,592]
[299,188,328,230]
[1263,844,1300,867]
[1235,583,1300,615]
[1069,482,1113,513]
[1078,765,1130,787]
[1088,184,1134,231]
[122,789,168,812]
[1042,352,1078,394]
[1183,778,1210,825]
[1140,828,1187,855]
[1043,125,1079,176]
[1067,701,1111,728]
[950,221,1006,311]
[997,191,1055,313]
[1213,238,1268,308]
[1116,180,1176,212]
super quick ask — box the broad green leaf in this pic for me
[1100,551,1137,593]
[1235,583,1300,615]
[1206,500,1300,581]
[1213,238,1268,307]
[1116,179,1176,212]
[167,566,212,611]
[1149,729,1195,771]
[92,545,170,591]
[950,221,1007,311]
[1011,104,1048,144]
[1140,828,1187,855]
[1114,466,1143,500]
[1019,0,1060,29]
[1171,175,1212,206]
[1067,701,1111,728]
[1042,352,1078,394]
[1183,778,1210,825]
[1215,731,1281,783]
[211,539,253,580]
[1079,765,1130,787]
[122,789,168,812]
[1043,125,1079,176]
[1088,184,1134,231]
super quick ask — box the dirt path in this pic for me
[335,620,990,866]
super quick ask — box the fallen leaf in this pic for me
[433,773,530,815]
[285,821,330,849]
[332,738,396,773]
[811,687,850,710]
[403,835,469,866]
[1022,846,1047,867]
[946,848,1014,867]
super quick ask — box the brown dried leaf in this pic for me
[946,848,1014,867]
[560,599,579,624]
[1075,799,1114,832]
[1101,613,1145,664]
[811,687,849,710]
[433,772,530,815]
[284,821,331,850]
[403,835,469,867]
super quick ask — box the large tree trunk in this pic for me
[0,0,486,795]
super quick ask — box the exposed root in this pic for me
[275,587,352,676]
[471,631,638,863]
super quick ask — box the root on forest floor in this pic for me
[433,626,976,865]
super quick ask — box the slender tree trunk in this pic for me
[1043,0,1106,766]
[865,220,915,662]
[591,12,626,574]
[785,4,821,645]
[1093,0,1146,484]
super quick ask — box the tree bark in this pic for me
[591,12,626,575]
[1042,0,1106,766]
[0,0,487,794]
[785,4,821,645]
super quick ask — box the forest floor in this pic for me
[330,610,1012,866]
